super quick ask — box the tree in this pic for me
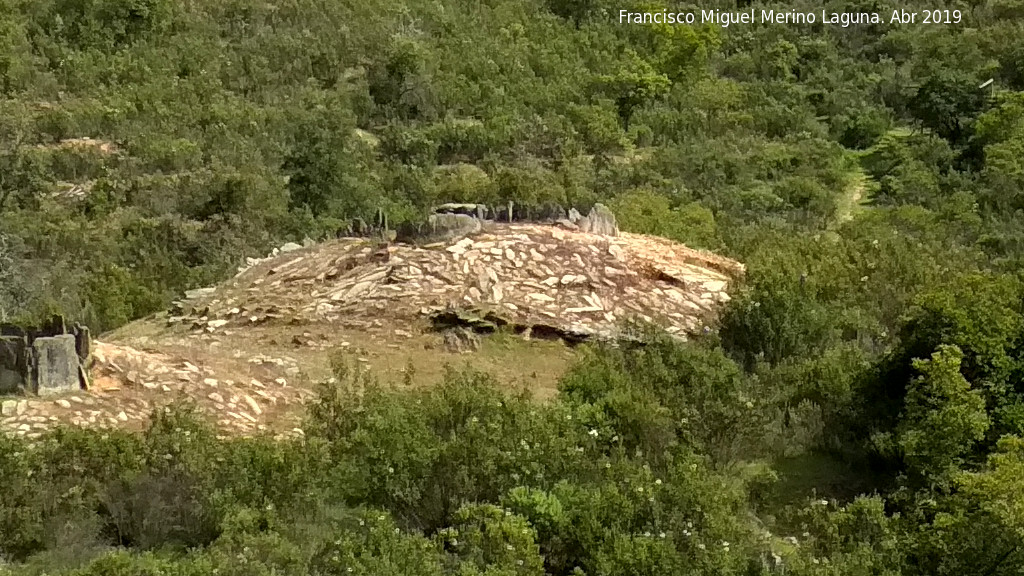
[545,0,601,28]
[368,38,433,121]
[909,71,988,146]
[897,345,990,486]
[283,103,378,220]
[608,188,718,249]
[895,274,1023,403]
[0,233,12,320]
[596,52,671,132]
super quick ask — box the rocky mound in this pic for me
[0,222,743,440]
[169,223,744,341]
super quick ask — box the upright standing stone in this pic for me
[586,203,619,236]
[43,314,66,336]
[32,334,80,395]
[74,325,91,362]
[0,336,28,394]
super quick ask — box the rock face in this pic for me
[33,335,79,395]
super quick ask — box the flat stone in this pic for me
[1,400,16,417]
[243,395,262,415]
[701,280,727,292]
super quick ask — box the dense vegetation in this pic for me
[4,0,1024,572]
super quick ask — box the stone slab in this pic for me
[33,334,80,396]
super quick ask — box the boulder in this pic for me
[279,242,302,253]
[442,328,481,353]
[586,203,619,236]
[33,334,80,395]
[427,213,482,241]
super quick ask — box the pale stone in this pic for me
[243,395,262,416]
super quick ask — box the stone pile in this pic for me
[166,222,744,342]
[0,341,312,440]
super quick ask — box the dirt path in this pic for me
[832,168,869,227]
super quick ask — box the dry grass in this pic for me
[106,314,575,410]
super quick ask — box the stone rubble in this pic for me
[0,341,311,441]
[169,222,743,340]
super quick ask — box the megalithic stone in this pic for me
[0,336,28,394]
[507,200,513,223]
[74,324,91,363]
[79,362,92,391]
[586,203,619,236]
[32,334,80,395]
[46,314,67,336]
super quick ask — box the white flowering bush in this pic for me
[308,510,443,576]
[437,504,545,576]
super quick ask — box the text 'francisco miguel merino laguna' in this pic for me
[619,8,963,27]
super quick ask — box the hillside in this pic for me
[4,0,1024,573]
